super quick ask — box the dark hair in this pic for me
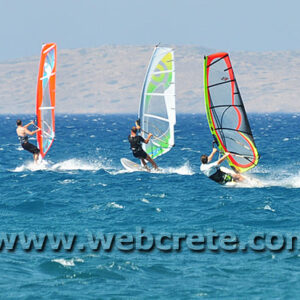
[131,126,137,133]
[16,119,22,126]
[201,154,208,164]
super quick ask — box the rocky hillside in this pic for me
[1,45,300,114]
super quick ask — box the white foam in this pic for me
[277,173,300,188]
[53,258,75,267]
[59,179,76,184]
[108,169,131,175]
[264,205,275,212]
[12,159,50,172]
[244,168,300,188]
[56,157,113,172]
[107,202,124,209]
[236,175,264,188]
[92,205,101,210]
[51,159,102,171]
[114,161,194,176]
[52,258,84,267]
[162,161,194,175]
[11,158,113,173]
[145,193,166,198]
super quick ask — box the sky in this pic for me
[0,0,300,62]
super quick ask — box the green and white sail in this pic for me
[138,46,176,159]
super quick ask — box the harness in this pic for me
[18,135,28,144]
[128,135,143,153]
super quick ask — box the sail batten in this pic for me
[40,72,55,80]
[152,70,174,75]
[203,52,259,173]
[145,93,175,96]
[138,47,176,160]
[39,106,55,110]
[36,43,56,158]
[43,44,56,54]
[144,113,169,122]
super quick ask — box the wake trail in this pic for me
[110,161,195,176]
[227,166,300,188]
[10,158,115,173]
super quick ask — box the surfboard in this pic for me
[120,158,149,172]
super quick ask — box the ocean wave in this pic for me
[52,258,84,267]
[107,202,124,209]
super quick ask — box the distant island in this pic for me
[1,45,299,114]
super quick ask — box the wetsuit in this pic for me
[209,169,233,184]
[18,135,40,155]
[128,135,147,159]
[200,161,233,184]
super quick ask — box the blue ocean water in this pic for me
[1,113,300,299]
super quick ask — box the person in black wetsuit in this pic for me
[128,122,158,171]
[16,119,41,163]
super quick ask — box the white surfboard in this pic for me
[120,158,149,172]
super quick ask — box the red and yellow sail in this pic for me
[36,43,56,158]
[203,52,259,173]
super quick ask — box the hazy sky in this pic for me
[1,0,299,61]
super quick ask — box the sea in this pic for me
[1,113,300,299]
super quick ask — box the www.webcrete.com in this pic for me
[0,228,299,253]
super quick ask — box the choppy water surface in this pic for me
[1,114,300,299]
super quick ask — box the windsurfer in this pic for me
[128,121,158,171]
[16,119,41,163]
[200,148,244,184]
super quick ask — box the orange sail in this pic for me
[36,43,56,158]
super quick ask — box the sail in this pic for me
[36,43,56,158]
[203,52,259,173]
[138,46,176,159]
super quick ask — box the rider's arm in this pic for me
[23,121,34,129]
[24,128,40,136]
[144,133,153,144]
[217,153,230,165]
[207,148,218,163]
